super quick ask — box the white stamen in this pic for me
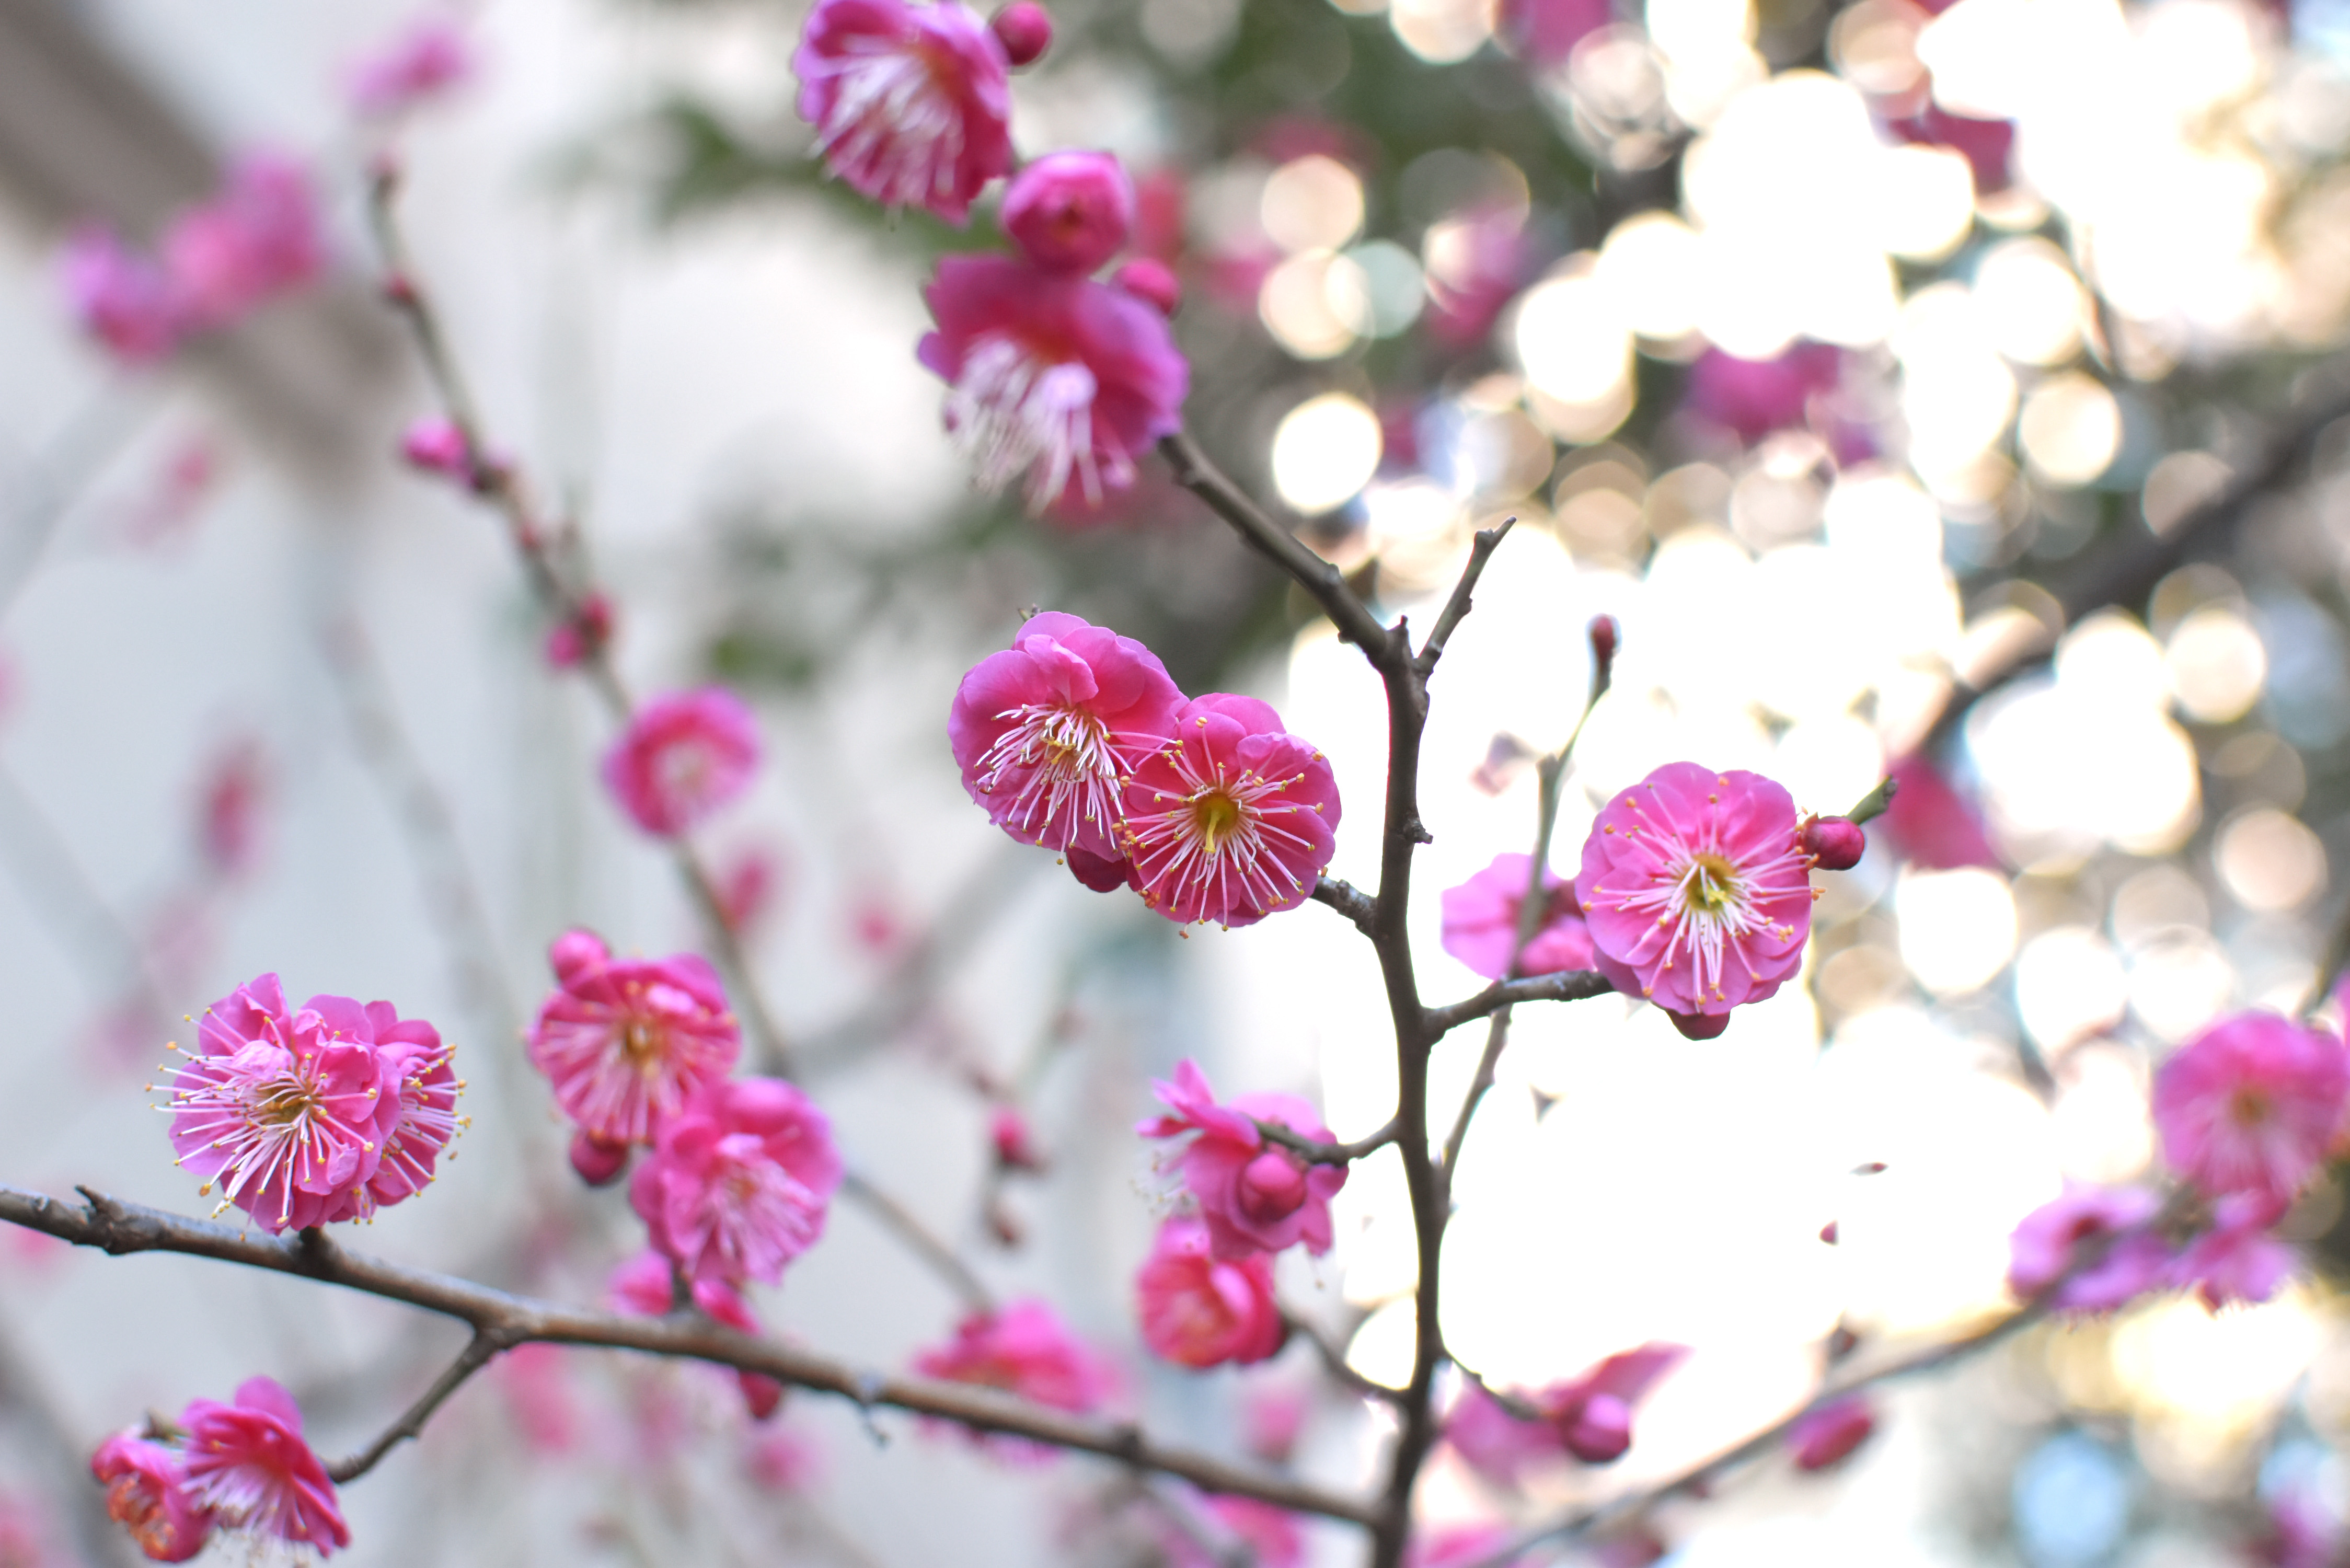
[947,335,1131,509]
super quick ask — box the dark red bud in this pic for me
[1112,257,1182,317]
[1802,815,1867,871]
[568,1130,629,1187]
[990,1,1053,65]
[1587,614,1620,678]
[738,1371,785,1421]
[1665,1008,1730,1040]
[1561,1393,1633,1463]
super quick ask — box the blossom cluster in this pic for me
[951,610,1341,928]
[62,154,324,365]
[93,1377,346,1562]
[2006,1004,2350,1315]
[790,0,1186,513]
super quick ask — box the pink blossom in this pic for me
[1879,753,2000,871]
[496,1344,580,1455]
[715,842,782,934]
[2155,1010,2350,1208]
[1160,1495,1305,1568]
[1683,343,1841,444]
[179,1377,349,1555]
[792,0,1013,224]
[1496,0,1611,64]
[164,975,413,1232]
[914,1298,1114,1436]
[602,687,762,836]
[527,929,741,1158]
[2170,1194,2297,1309]
[1134,1215,1285,1368]
[1574,763,1815,1034]
[692,1277,788,1419]
[608,1249,680,1316]
[950,610,1184,860]
[1120,695,1341,928]
[918,253,1189,510]
[1421,204,1526,350]
[629,1077,842,1292]
[1440,853,1596,979]
[1787,1394,1875,1471]
[319,997,461,1223]
[1408,1524,1525,1568]
[399,416,473,479]
[91,1434,210,1563]
[59,227,182,364]
[1445,1345,1688,1481]
[1138,1060,1347,1258]
[2005,1183,2170,1312]
[746,1425,825,1490]
[1003,152,1134,275]
[347,16,473,116]
[162,155,324,330]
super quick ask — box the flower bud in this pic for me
[991,1105,1046,1172]
[1561,1392,1633,1463]
[1001,151,1134,275]
[1235,1148,1310,1224]
[1112,257,1181,316]
[399,416,470,479]
[1788,1394,1875,1471]
[568,1130,629,1187]
[1665,1008,1730,1041]
[1801,815,1866,870]
[546,593,614,669]
[989,1,1053,65]
[1587,614,1619,681]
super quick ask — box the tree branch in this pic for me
[838,1168,994,1312]
[328,1328,501,1483]
[0,1184,1379,1528]
[1423,971,1616,1037]
[1156,432,1390,653]
[1413,518,1515,678]
[1310,875,1377,935]
[1255,1115,1398,1167]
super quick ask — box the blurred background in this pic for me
[5,0,2350,1560]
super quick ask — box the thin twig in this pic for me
[327,1328,501,1482]
[1422,971,1616,1037]
[1413,518,1516,677]
[838,1169,994,1312]
[0,1183,1379,1528]
[1256,1115,1400,1168]
[1281,1308,1395,1403]
[1310,874,1377,935]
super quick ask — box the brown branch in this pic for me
[1255,1115,1399,1167]
[1280,1308,1395,1403]
[0,1183,1379,1528]
[1413,518,1516,677]
[1310,874,1377,935]
[1423,971,1616,1037]
[1157,433,1390,652]
[328,1329,500,1482]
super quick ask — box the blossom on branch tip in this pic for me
[949,610,1183,861]
[1574,763,1814,1035]
[602,687,762,836]
[1440,852,1595,980]
[164,974,453,1232]
[2154,1009,2350,1209]
[914,1298,1113,1453]
[91,1435,210,1562]
[346,16,473,116]
[2005,1182,2169,1312]
[1138,1060,1346,1258]
[1787,1394,1875,1471]
[179,1377,349,1555]
[792,0,1012,224]
[1134,1215,1285,1368]
[630,1077,842,1292]
[919,254,1188,511]
[528,928,741,1156]
[1003,152,1134,275]
[1120,695,1340,928]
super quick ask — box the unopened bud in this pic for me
[568,1130,628,1187]
[1801,815,1866,870]
[1112,257,1182,317]
[1587,614,1619,681]
[1665,1008,1729,1041]
[1561,1392,1633,1463]
[738,1371,785,1421]
[399,415,470,479]
[990,1105,1046,1172]
[990,1,1053,65]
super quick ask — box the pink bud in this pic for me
[1235,1149,1310,1225]
[990,1,1053,65]
[1064,844,1135,893]
[1113,257,1182,316]
[992,1105,1046,1172]
[739,1371,785,1421]
[400,416,470,479]
[1801,815,1866,871]
[545,592,614,668]
[1001,151,1134,275]
[1587,614,1619,678]
[1561,1392,1633,1462]
[569,1130,629,1187]
[1818,1220,1839,1245]
[1666,1009,1730,1041]
[1788,1394,1875,1471]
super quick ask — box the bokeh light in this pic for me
[1271,391,1384,514]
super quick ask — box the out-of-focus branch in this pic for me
[0,753,168,1032]
[838,1169,993,1312]
[0,1183,1380,1529]
[1423,971,1615,1036]
[327,1329,498,1482]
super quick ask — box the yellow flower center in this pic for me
[1192,792,1243,853]
[1682,852,1742,915]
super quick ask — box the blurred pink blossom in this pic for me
[1134,1215,1285,1368]
[1138,1059,1346,1258]
[1787,1393,1875,1471]
[1682,343,1840,444]
[91,1433,209,1562]
[746,1424,825,1490]
[629,1077,842,1292]
[1121,694,1341,928]
[992,1104,1046,1171]
[1242,1379,1311,1465]
[950,610,1183,860]
[1440,852,1595,979]
[347,16,473,117]
[194,735,269,880]
[1575,763,1814,1037]
[793,0,1013,224]
[60,227,182,364]
[1495,0,1611,64]
[2155,1010,2350,1208]
[497,1344,580,1455]
[715,841,784,934]
[545,593,614,670]
[162,154,324,330]
[920,255,1189,510]
[602,687,762,836]
[1879,754,2000,870]
[1445,1345,1688,1481]
[2005,1182,2170,1312]
[399,416,473,479]
[914,1298,1114,1438]
[608,1250,679,1316]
